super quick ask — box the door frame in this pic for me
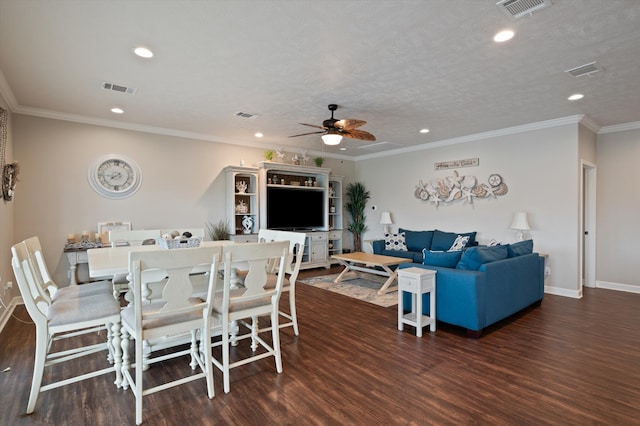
[580,160,597,292]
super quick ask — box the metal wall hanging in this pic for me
[414,170,508,206]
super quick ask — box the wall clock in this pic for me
[88,154,142,199]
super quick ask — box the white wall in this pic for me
[355,124,582,295]
[596,127,640,291]
[0,95,19,326]
[12,115,356,285]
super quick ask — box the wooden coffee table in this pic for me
[331,252,412,295]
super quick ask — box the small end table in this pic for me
[398,267,436,336]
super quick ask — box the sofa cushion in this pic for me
[399,229,434,252]
[507,239,534,257]
[431,230,477,251]
[456,245,509,271]
[384,232,407,251]
[423,249,462,268]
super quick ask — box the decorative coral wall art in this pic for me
[414,170,508,206]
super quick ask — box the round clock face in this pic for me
[88,154,142,199]
[488,173,503,187]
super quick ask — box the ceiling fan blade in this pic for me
[289,130,326,138]
[299,123,326,130]
[342,129,376,141]
[335,119,366,130]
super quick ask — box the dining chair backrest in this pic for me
[109,229,162,247]
[11,241,49,321]
[257,229,306,276]
[219,241,289,313]
[23,236,59,303]
[128,246,221,331]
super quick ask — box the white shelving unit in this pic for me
[256,161,343,269]
[225,166,259,242]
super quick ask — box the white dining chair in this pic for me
[257,229,306,335]
[24,236,113,302]
[11,240,122,415]
[119,246,220,425]
[211,240,289,393]
[108,229,162,298]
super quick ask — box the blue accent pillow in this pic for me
[400,228,434,252]
[422,249,462,268]
[456,245,509,271]
[431,230,477,251]
[507,239,534,257]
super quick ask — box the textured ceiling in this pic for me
[1,0,639,159]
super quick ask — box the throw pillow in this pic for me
[431,230,477,251]
[384,232,408,251]
[399,228,434,252]
[456,245,509,271]
[448,235,470,251]
[507,239,534,257]
[422,249,462,268]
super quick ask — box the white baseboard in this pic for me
[544,285,582,299]
[596,280,640,294]
[0,296,22,334]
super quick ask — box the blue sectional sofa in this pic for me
[372,229,544,337]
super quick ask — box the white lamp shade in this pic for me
[510,211,531,230]
[322,133,343,145]
[380,211,393,225]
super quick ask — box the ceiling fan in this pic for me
[289,104,376,145]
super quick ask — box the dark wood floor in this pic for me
[1,265,639,425]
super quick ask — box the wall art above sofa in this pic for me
[414,170,508,205]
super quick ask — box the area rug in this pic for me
[298,273,398,308]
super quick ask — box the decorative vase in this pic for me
[242,215,254,234]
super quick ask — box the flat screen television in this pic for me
[267,187,324,230]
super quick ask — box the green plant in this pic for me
[345,182,370,252]
[313,157,324,167]
[264,150,275,161]
[206,220,230,241]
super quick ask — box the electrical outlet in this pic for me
[6,281,12,289]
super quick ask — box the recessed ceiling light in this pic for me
[494,30,514,42]
[110,107,124,114]
[133,46,153,58]
[254,132,263,138]
[420,128,430,134]
[568,93,584,101]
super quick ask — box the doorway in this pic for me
[581,161,596,292]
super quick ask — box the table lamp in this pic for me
[510,211,531,241]
[380,211,393,234]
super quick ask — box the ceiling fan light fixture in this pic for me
[322,132,343,145]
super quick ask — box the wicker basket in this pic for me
[158,237,201,249]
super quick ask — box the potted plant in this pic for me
[313,157,324,167]
[345,182,370,253]
[206,220,230,241]
[264,150,275,161]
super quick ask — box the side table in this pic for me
[398,267,436,336]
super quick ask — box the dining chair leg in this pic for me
[135,331,144,425]
[26,327,48,414]
[200,324,215,399]
[110,321,123,388]
[222,320,231,394]
[250,316,259,352]
[289,286,299,336]
[271,309,283,373]
[121,328,131,390]
[189,330,198,370]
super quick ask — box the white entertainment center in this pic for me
[225,162,344,269]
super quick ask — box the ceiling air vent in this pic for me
[102,82,136,94]
[564,62,604,78]
[235,111,259,119]
[496,0,552,19]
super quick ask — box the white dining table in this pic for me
[87,240,235,278]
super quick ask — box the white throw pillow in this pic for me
[448,235,470,251]
[384,232,408,251]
